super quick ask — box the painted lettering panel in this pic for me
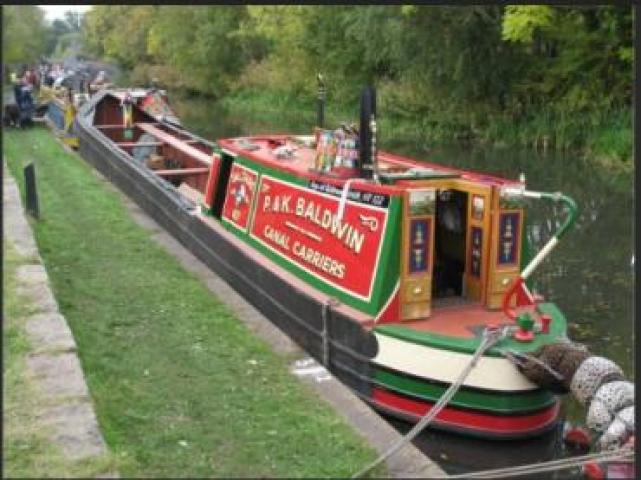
[250,175,389,300]
[221,163,259,232]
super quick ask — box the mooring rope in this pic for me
[351,325,509,478]
[443,445,634,479]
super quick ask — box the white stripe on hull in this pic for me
[373,333,538,392]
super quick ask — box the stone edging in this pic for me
[4,164,116,473]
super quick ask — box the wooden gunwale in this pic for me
[156,167,210,177]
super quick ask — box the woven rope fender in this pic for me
[570,356,625,406]
[505,343,633,452]
[586,381,635,433]
[504,341,589,393]
[598,405,634,451]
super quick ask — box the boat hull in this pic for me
[369,387,561,439]
[75,92,378,400]
[74,91,561,440]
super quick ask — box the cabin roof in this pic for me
[110,88,168,101]
[218,135,521,188]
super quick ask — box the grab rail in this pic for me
[500,187,578,320]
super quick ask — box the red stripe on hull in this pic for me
[371,387,560,438]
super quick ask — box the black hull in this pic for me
[75,92,378,399]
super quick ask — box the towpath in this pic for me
[4,125,447,477]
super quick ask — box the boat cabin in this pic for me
[91,90,530,331]
[211,135,526,325]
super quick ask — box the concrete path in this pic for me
[4,165,116,474]
[117,184,447,478]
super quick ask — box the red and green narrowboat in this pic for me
[75,85,577,440]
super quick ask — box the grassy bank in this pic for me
[3,127,384,477]
[221,89,632,169]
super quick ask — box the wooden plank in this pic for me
[97,123,158,130]
[137,123,212,165]
[155,167,210,177]
[117,141,162,148]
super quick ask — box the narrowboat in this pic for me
[44,85,180,149]
[74,86,577,440]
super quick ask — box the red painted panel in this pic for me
[249,175,389,300]
[371,387,559,435]
[221,163,259,232]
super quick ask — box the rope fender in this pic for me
[506,342,634,454]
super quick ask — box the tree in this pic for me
[3,5,49,65]
[83,6,158,69]
[147,6,251,96]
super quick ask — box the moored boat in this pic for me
[74,86,578,440]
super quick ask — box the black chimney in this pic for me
[359,85,376,178]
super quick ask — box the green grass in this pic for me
[3,238,118,477]
[3,127,385,478]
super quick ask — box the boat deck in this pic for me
[401,302,525,338]
[216,136,449,179]
[217,135,520,187]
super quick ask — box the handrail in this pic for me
[501,187,578,320]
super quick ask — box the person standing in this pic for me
[12,70,23,105]
[23,69,36,88]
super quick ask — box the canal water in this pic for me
[171,93,634,477]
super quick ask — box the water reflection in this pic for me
[170,92,634,474]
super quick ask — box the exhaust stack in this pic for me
[359,85,377,180]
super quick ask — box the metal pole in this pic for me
[321,300,333,367]
[317,73,326,129]
[24,163,40,219]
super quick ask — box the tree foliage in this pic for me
[77,5,632,156]
[502,6,555,43]
[3,5,49,65]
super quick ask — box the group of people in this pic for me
[6,60,112,128]
[40,62,68,88]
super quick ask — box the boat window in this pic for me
[433,189,468,299]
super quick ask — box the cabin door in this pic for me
[433,189,469,300]
[400,188,436,320]
[432,180,492,304]
[461,183,493,304]
[486,187,525,309]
